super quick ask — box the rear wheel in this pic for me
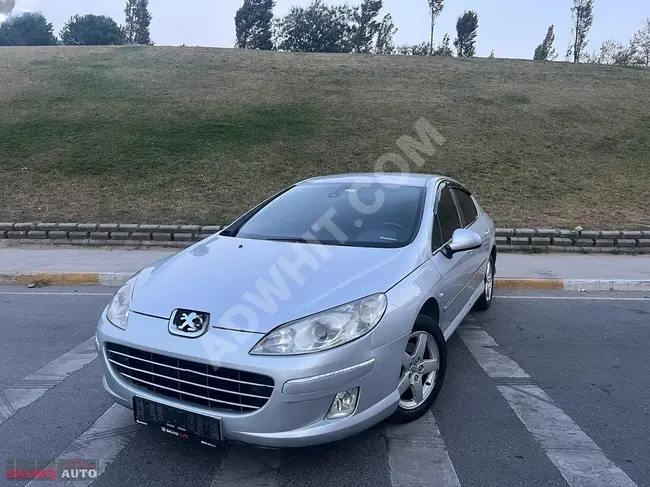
[389,314,446,424]
[474,255,495,311]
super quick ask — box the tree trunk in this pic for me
[430,11,435,55]
[573,16,580,63]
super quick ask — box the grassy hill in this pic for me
[1,46,649,229]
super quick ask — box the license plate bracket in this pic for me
[133,396,223,447]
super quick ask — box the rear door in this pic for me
[451,186,489,297]
[430,183,475,334]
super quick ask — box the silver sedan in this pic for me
[97,173,496,447]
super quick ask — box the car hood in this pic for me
[130,235,423,333]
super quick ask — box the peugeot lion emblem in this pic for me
[169,309,210,338]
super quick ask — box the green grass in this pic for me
[1,46,649,229]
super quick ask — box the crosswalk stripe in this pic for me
[210,444,282,487]
[385,412,461,487]
[0,337,97,425]
[459,318,638,487]
[25,404,141,487]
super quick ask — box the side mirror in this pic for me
[442,229,482,259]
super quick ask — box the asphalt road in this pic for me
[1,286,649,487]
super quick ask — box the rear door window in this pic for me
[452,188,478,227]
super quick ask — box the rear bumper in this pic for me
[97,310,406,447]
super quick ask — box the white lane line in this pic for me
[385,412,461,487]
[0,338,98,425]
[459,319,637,487]
[25,403,141,487]
[210,444,281,487]
[0,291,113,296]
[496,296,650,301]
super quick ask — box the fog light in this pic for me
[326,387,359,419]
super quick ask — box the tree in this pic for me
[124,0,136,43]
[375,13,397,54]
[125,0,152,45]
[60,14,126,45]
[396,42,430,56]
[0,12,57,46]
[274,0,353,53]
[427,0,444,55]
[431,33,452,56]
[630,17,650,66]
[585,39,636,65]
[453,10,478,58]
[235,0,274,50]
[350,0,383,53]
[133,0,152,45]
[534,25,557,61]
[567,0,594,63]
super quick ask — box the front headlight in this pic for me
[250,293,387,355]
[106,276,137,330]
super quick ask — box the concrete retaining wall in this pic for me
[0,223,222,249]
[1,223,649,253]
[495,228,650,254]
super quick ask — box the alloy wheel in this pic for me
[398,331,440,410]
[485,259,494,304]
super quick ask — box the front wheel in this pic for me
[388,314,447,424]
[474,255,495,311]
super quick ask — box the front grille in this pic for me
[106,343,274,413]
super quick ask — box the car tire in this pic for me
[388,314,447,424]
[473,255,495,311]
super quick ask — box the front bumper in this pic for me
[97,311,406,447]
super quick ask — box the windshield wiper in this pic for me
[258,237,348,247]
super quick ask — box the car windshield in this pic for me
[232,182,426,248]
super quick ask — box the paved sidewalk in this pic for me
[496,253,650,280]
[1,247,649,281]
[0,248,175,274]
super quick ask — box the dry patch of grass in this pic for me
[1,46,649,229]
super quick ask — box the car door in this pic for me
[430,183,475,335]
[451,186,489,299]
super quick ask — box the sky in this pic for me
[3,0,649,59]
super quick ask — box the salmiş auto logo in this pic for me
[169,309,210,338]
[5,459,99,481]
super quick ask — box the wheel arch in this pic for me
[418,298,441,328]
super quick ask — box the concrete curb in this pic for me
[495,278,650,292]
[1,273,650,292]
[0,272,135,287]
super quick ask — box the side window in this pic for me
[436,185,462,245]
[452,189,478,227]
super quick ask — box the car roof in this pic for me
[300,173,444,188]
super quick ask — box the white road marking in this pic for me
[385,412,461,487]
[496,296,649,301]
[210,444,282,487]
[459,319,638,487]
[0,338,98,425]
[3,292,647,300]
[25,403,141,486]
[0,291,113,296]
